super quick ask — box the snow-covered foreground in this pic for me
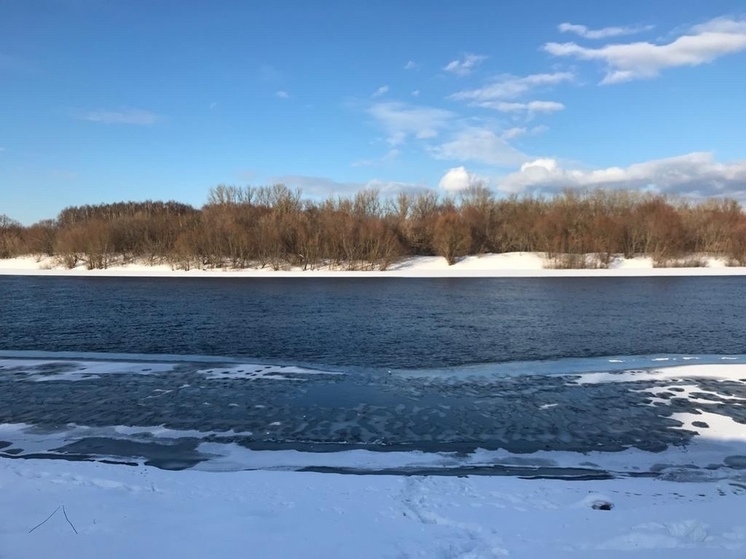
[1,458,745,559]
[1,253,745,277]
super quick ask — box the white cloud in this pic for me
[372,85,390,98]
[368,101,454,146]
[411,90,420,97]
[77,108,158,125]
[450,72,573,102]
[693,17,746,34]
[498,152,746,198]
[443,53,487,76]
[404,60,417,70]
[545,17,746,84]
[430,127,528,167]
[438,166,484,191]
[558,22,653,40]
[275,90,290,99]
[481,100,565,115]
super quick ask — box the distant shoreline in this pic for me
[2,253,746,278]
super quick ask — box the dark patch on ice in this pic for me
[692,421,709,428]
[493,456,558,468]
[49,437,210,470]
[298,464,618,480]
[724,456,746,469]
[100,458,139,466]
[146,459,202,471]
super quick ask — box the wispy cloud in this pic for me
[371,85,390,98]
[352,149,400,167]
[443,53,487,76]
[258,64,281,82]
[558,22,653,40]
[450,72,573,103]
[481,100,565,116]
[449,73,571,121]
[368,101,454,146]
[545,17,746,84]
[364,179,430,196]
[76,108,159,125]
[411,90,420,97]
[270,174,427,197]
[404,60,417,70]
[275,90,290,99]
[501,125,548,140]
[498,152,746,198]
[430,127,528,167]
[501,128,527,140]
[0,147,6,152]
[50,169,79,181]
[270,175,362,196]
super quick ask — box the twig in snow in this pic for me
[28,505,79,535]
[28,506,61,534]
[62,505,78,534]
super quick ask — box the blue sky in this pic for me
[2,0,746,224]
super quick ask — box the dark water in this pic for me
[2,276,746,368]
[1,276,746,476]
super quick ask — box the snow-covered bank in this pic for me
[1,253,745,277]
[2,457,745,559]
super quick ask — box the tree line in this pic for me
[2,184,746,269]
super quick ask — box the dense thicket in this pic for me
[3,184,746,269]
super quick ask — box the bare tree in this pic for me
[433,211,471,265]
